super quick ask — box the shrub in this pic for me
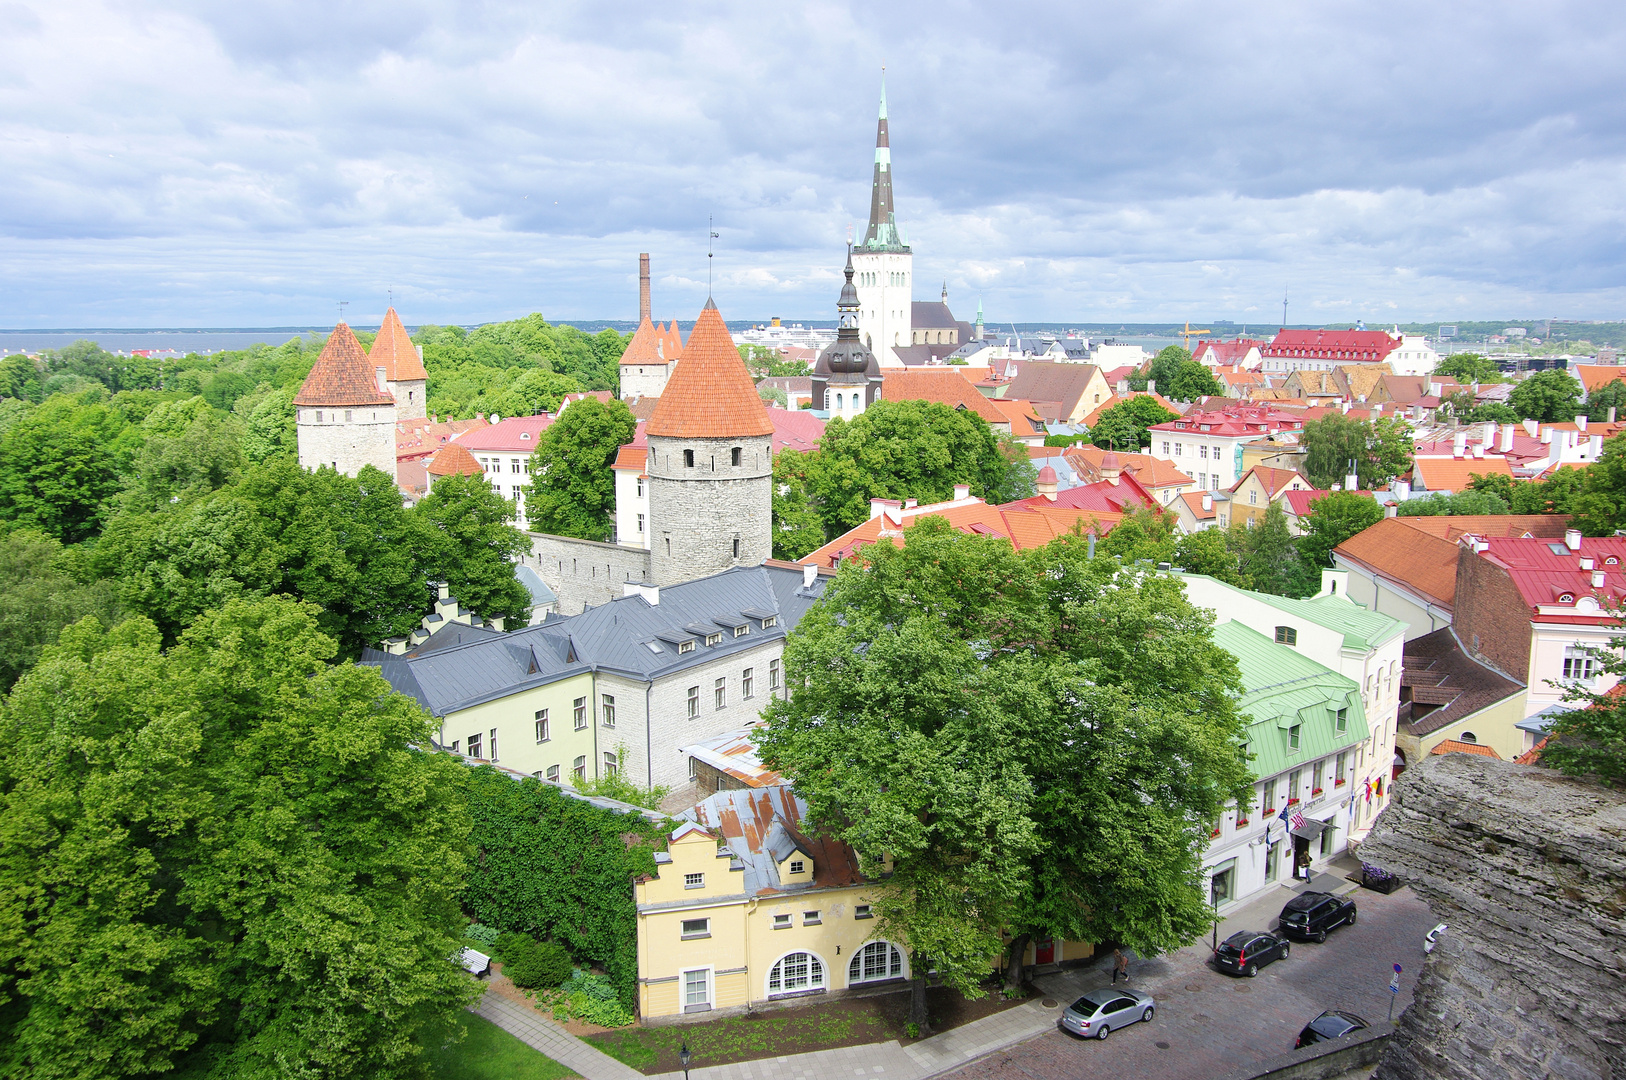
[508,940,573,989]
[552,968,633,1027]
[464,923,500,948]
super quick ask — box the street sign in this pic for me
[1389,973,1401,993]
[1393,963,1403,974]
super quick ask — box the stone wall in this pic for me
[620,364,669,401]
[646,434,772,587]
[1358,753,1624,1080]
[1452,549,1532,683]
[526,533,653,615]
[296,404,397,479]
[387,377,427,420]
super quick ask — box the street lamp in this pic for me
[679,1041,692,1080]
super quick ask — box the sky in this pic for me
[1,0,1623,327]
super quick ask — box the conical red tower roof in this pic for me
[426,441,484,476]
[647,301,772,439]
[620,316,668,366]
[294,322,395,407]
[370,307,428,381]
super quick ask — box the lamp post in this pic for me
[680,1041,692,1080]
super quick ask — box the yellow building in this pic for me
[1229,465,1315,528]
[636,783,1091,1021]
[433,671,602,783]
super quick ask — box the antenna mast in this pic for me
[1281,289,1288,330]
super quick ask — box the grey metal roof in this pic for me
[516,564,558,606]
[362,563,830,717]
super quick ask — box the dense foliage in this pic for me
[1506,370,1583,424]
[1128,345,1222,401]
[1300,412,1413,489]
[1296,491,1384,568]
[1087,395,1178,450]
[757,519,1253,1025]
[523,397,638,541]
[1433,353,1505,384]
[0,531,120,690]
[0,598,479,1079]
[1547,634,1626,788]
[460,767,664,1012]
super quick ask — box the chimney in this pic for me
[1566,529,1583,552]
[802,562,818,589]
[1523,418,1539,437]
[1591,434,1605,457]
[1576,414,1588,433]
[869,498,900,520]
[1452,431,1467,457]
[1201,492,1213,512]
[1345,469,1359,492]
[953,483,971,501]
[1542,427,1554,445]
[904,498,918,509]
[639,253,651,323]
[1499,424,1515,452]
[1482,421,1496,445]
[1147,380,1156,395]
[1473,445,1485,459]
[622,581,659,605]
[1581,557,1595,571]
[884,505,904,526]
[1593,570,1606,589]
[1385,503,1398,518]
[1612,406,1618,423]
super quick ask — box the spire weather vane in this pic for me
[338,300,348,324]
[708,216,720,294]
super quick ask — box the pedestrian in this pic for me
[1296,848,1313,881]
[1112,949,1129,984]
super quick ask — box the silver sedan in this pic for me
[1058,987,1156,1040]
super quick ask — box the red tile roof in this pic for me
[1178,491,1218,520]
[1430,739,1503,759]
[880,369,1008,424]
[457,414,557,453]
[620,316,673,367]
[1474,535,1626,620]
[1398,515,1570,541]
[1006,471,1159,514]
[1412,455,1514,490]
[395,415,490,461]
[647,301,774,439]
[370,307,428,382]
[1193,338,1266,364]
[426,442,484,476]
[1065,445,1193,489]
[1334,516,1460,608]
[990,397,1047,435]
[1263,328,1400,363]
[293,323,395,407]
[800,499,1123,568]
[1574,365,1626,393]
[1280,489,1336,517]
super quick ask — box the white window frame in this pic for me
[766,951,827,996]
[742,667,754,699]
[769,658,781,691]
[682,967,713,1012]
[535,709,549,743]
[684,872,705,890]
[847,941,906,985]
[715,677,726,710]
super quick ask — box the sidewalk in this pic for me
[473,988,646,1080]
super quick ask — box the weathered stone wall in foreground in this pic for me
[1359,753,1625,1080]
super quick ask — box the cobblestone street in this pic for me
[944,884,1436,1080]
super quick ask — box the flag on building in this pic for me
[1290,809,1306,832]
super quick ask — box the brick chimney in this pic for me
[639,253,652,323]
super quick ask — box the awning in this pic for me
[1291,810,1340,840]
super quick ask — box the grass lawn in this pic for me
[428,1012,578,1080]
[587,983,1025,1074]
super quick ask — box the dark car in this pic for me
[1214,930,1290,976]
[1277,891,1357,943]
[1058,987,1155,1040]
[1295,1009,1369,1048]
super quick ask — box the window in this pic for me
[490,728,498,759]
[768,952,824,994]
[788,859,804,875]
[761,615,777,629]
[1288,768,1301,801]
[637,513,645,535]
[683,968,710,1009]
[733,624,748,637]
[687,685,700,719]
[678,640,695,654]
[1249,489,1258,504]
[601,693,616,728]
[573,755,586,780]
[1564,647,1598,681]
[770,658,781,691]
[1160,441,1170,455]
[684,872,705,890]
[773,913,791,929]
[1336,707,1348,733]
[684,449,695,468]
[1265,840,1281,882]
[802,911,820,925]
[574,697,587,729]
[603,751,618,776]
[315,410,323,422]
[849,941,905,984]
[715,677,727,709]
[1200,445,1208,459]
[546,764,560,782]
[733,538,740,559]
[1459,731,1478,745]
[344,410,352,422]
[1289,724,1301,751]
[1336,752,1347,784]
[1210,863,1234,907]
[1174,443,1182,456]
[636,479,643,498]
[705,632,722,646]
[450,739,460,753]
[1275,626,1297,646]
[467,732,483,759]
[688,756,698,781]
[741,667,754,699]
[731,447,742,467]
[854,904,873,919]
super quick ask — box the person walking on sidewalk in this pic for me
[1112,949,1129,984]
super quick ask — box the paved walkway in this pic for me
[474,988,646,1080]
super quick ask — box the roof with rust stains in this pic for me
[371,307,428,382]
[682,786,866,895]
[294,322,396,407]
[647,301,774,439]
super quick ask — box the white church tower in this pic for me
[851,79,912,368]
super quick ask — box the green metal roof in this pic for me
[1181,574,1404,652]
[1213,621,1370,781]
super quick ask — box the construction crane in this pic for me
[1178,321,1211,354]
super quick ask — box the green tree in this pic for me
[0,531,120,690]
[1173,527,1251,587]
[1088,395,1178,450]
[241,386,297,463]
[0,354,43,402]
[522,397,637,541]
[1585,379,1626,422]
[1434,353,1504,384]
[1297,491,1384,568]
[1508,370,1583,423]
[1396,490,1511,516]
[799,399,1023,535]
[1570,434,1626,534]
[740,345,811,378]
[0,598,479,1079]
[0,394,138,543]
[413,473,532,626]
[1300,412,1412,489]
[1544,634,1626,788]
[124,396,244,510]
[756,520,1252,1026]
[1130,346,1221,400]
[770,450,828,560]
[1231,503,1317,597]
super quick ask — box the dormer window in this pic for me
[788,860,805,875]
[1275,626,1297,646]
[705,632,723,646]
[1560,594,1575,604]
[761,616,777,629]
[734,625,748,638]
[678,640,695,654]
[1608,557,1620,566]
[520,432,531,440]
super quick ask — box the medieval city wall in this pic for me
[526,533,653,615]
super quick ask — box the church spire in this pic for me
[861,74,909,253]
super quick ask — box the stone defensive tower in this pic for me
[369,306,429,420]
[294,321,398,479]
[645,300,774,586]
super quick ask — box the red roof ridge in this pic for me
[426,442,483,476]
[370,307,428,382]
[647,302,773,439]
[620,316,670,366]
[294,323,396,407]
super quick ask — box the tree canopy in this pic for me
[522,397,638,542]
[755,519,1253,1026]
[1433,353,1505,384]
[1300,412,1413,489]
[0,598,478,1079]
[1508,370,1583,423]
[1297,491,1384,568]
[1130,346,1222,401]
[1088,395,1178,450]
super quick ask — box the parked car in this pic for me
[1424,923,1449,954]
[1214,930,1290,976]
[1295,1010,1369,1048]
[1058,987,1156,1040]
[1277,891,1357,943]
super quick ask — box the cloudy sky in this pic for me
[1,0,1623,327]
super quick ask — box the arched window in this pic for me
[767,952,825,995]
[848,941,905,984]
[1459,732,1477,744]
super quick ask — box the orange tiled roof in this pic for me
[1412,455,1514,490]
[1430,739,1503,759]
[880,369,1007,424]
[1235,465,1310,497]
[1334,516,1459,607]
[1066,445,1193,488]
[1398,514,1570,541]
[426,442,484,476]
[1178,491,1218,520]
[646,301,773,439]
[1514,736,1548,766]
[990,397,1047,435]
[612,444,648,474]
[370,307,428,382]
[1574,365,1626,393]
[662,320,685,358]
[620,316,671,367]
[800,499,1122,569]
[293,322,395,407]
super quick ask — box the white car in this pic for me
[1423,924,1448,954]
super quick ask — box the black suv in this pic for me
[1214,930,1289,977]
[1277,891,1357,942]
[1296,1010,1368,1048]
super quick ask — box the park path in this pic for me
[474,988,646,1080]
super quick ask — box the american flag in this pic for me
[1290,809,1306,832]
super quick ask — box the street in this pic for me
[945,883,1435,1080]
